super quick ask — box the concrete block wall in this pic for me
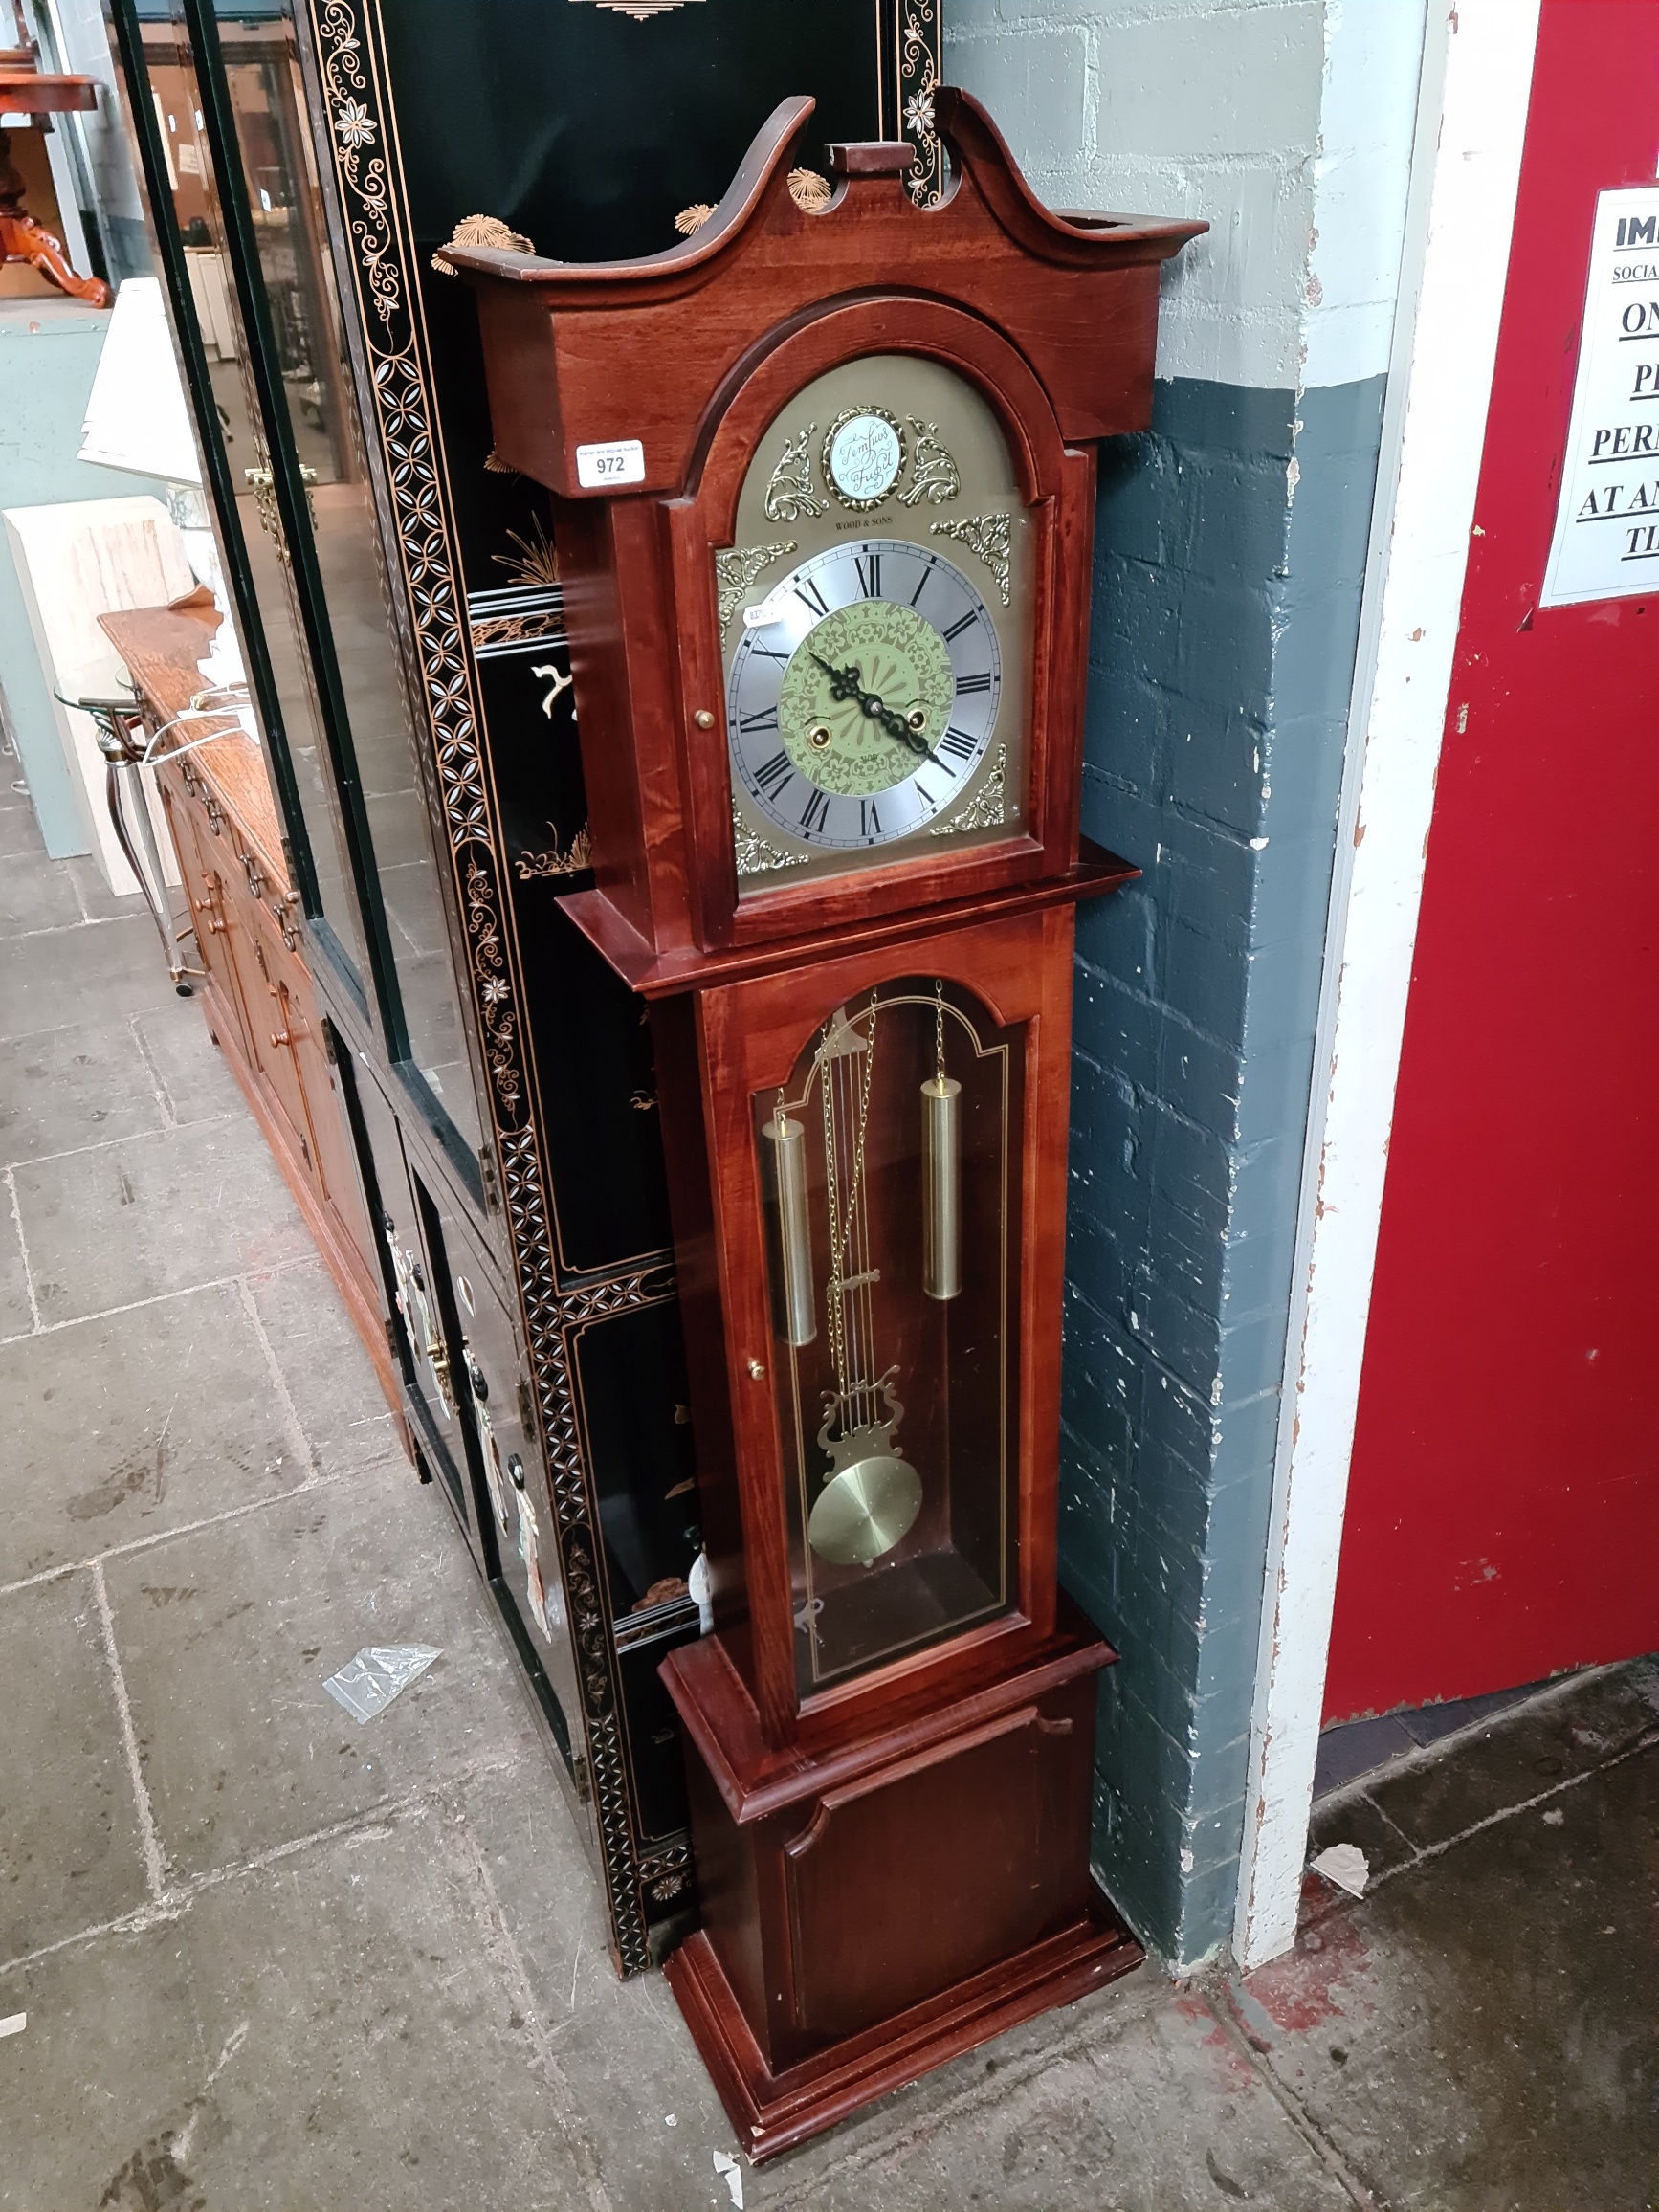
[947,0,1427,1963]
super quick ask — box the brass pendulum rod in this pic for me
[921,979,962,1302]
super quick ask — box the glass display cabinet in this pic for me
[101,0,937,1973]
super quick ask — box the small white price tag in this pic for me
[575,438,645,489]
[742,595,789,630]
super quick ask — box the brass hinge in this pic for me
[478,1140,500,1215]
[572,1754,591,1805]
[517,1380,537,1437]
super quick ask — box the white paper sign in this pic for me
[1541,188,1659,607]
[575,438,645,490]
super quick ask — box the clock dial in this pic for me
[720,352,1030,886]
[727,540,1002,852]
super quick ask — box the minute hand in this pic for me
[809,653,932,758]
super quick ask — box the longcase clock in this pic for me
[453,91,1202,2156]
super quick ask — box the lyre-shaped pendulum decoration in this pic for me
[921,979,962,1301]
[806,994,923,1568]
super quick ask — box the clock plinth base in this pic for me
[666,1890,1141,2161]
[659,1605,1138,2158]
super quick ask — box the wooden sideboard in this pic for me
[100,601,404,1432]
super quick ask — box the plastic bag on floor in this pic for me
[322,1645,440,1724]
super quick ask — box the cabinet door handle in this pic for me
[191,896,228,935]
[267,983,307,1048]
[243,462,318,548]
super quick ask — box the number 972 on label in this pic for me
[576,438,646,489]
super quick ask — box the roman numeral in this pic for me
[912,777,939,808]
[738,705,779,734]
[941,610,978,643]
[748,644,789,664]
[939,727,978,763]
[754,750,792,798]
[859,798,882,839]
[955,671,993,696]
[910,562,936,608]
[794,576,830,619]
[799,786,831,836]
[854,550,882,599]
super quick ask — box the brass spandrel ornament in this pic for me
[715,542,798,631]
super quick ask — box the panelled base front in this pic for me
[666,1888,1139,2161]
[660,1614,1141,2156]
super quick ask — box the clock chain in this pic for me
[819,993,879,1435]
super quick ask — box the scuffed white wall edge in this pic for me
[1234,0,1544,1974]
[945,0,1427,392]
[945,0,1324,389]
[1301,0,1427,391]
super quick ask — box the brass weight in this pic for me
[920,1074,962,1301]
[763,1108,817,1347]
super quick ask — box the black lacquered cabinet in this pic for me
[106,0,938,1971]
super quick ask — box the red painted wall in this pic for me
[1324,0,1659,1721]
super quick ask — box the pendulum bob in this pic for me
[807,1368,922,1566]
[762,1109,816,1348]
[920,1074,962,1302]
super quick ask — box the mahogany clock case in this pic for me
[106,0,925,1978]
[448,93,1199,2145]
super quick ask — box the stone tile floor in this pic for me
[1,777,1656,2210]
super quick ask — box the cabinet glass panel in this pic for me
[211,3,481,1152]
[141,21,368,985]
[757,979,1023,1698]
